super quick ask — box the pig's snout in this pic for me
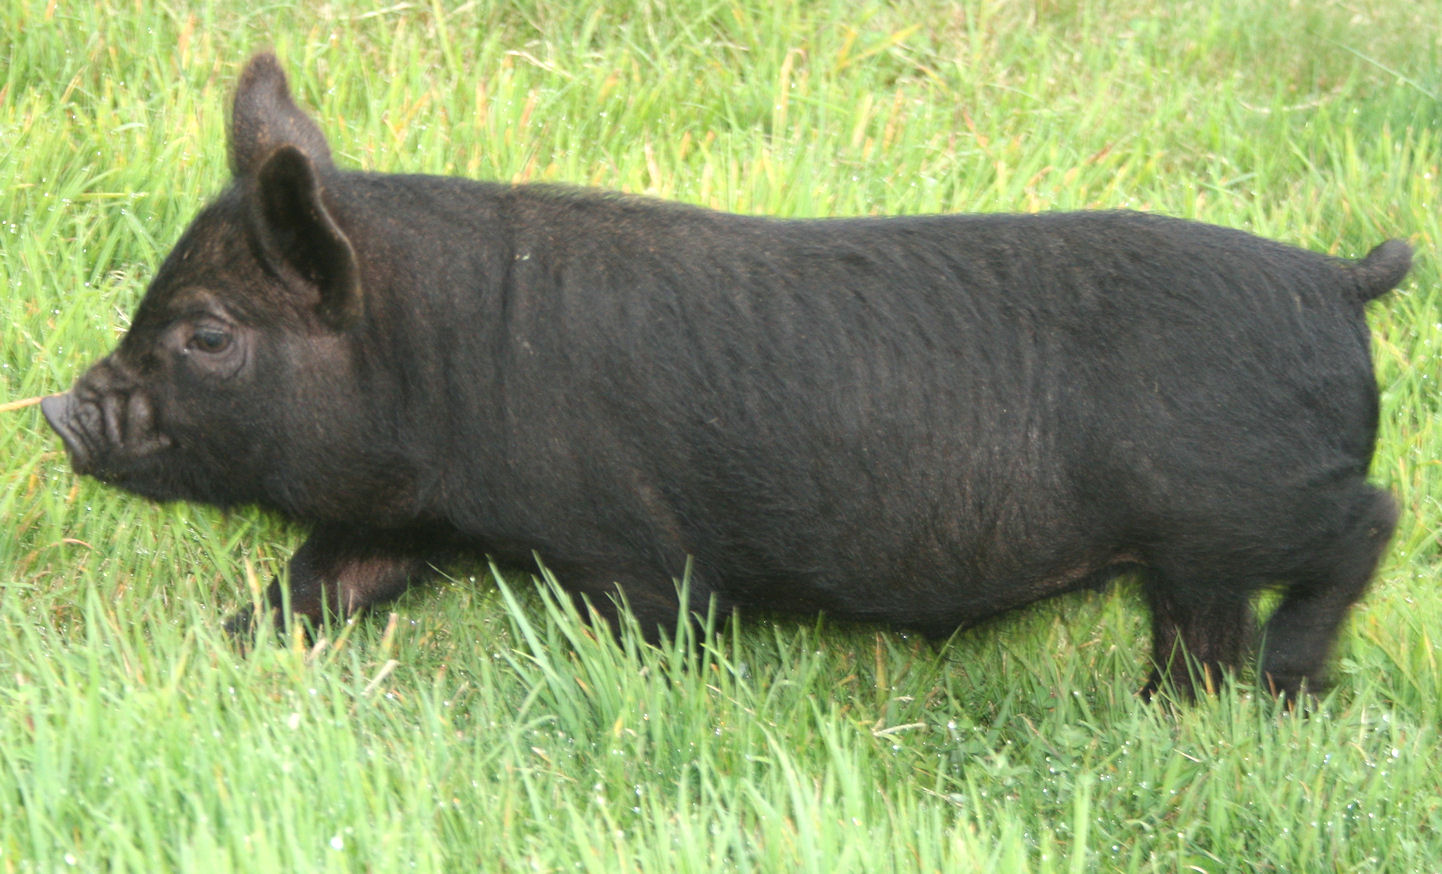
[39,392,71,432]
[41,392,91,471]
[42,376,172,479]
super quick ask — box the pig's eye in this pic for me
[188,327,232,354]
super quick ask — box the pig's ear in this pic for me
[230,52,334,178]
[254,145,362,330]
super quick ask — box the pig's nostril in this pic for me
[40,393,94,470]
[39,393,72,434]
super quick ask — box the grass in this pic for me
[3,0,1442,870]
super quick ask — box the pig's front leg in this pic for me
[223,524,442,639]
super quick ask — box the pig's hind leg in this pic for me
[1256,485,1397,701]
[224,524,443,640]
[1139,483,1397,703]
[1139,576,1256,701]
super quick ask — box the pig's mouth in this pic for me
[41,391,173,483]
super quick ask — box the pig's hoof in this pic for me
[221,605,276,652]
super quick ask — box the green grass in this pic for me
[3,0,1442,870]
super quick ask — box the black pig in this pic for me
[43,53,1410,700]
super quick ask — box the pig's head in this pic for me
[43,54,411,521]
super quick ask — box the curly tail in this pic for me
[1349,239,1412,304]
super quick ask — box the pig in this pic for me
[43,52,1410,701]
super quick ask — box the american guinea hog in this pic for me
[43,53,1410,700]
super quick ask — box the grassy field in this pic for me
[3,0,1441,870]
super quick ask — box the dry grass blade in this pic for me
[0,396,47,414]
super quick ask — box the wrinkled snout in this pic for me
[40,392,84,467]
[42,359,171,480]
